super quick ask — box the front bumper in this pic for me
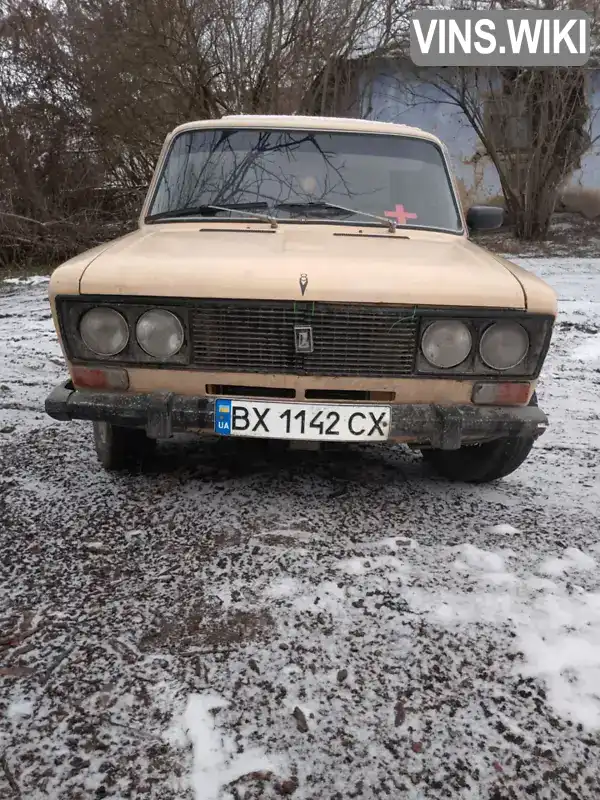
[45,380,548,451]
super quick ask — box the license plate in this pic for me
[214,399,391,442]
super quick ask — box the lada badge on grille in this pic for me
[294,325,314,354]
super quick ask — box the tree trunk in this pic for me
[509,187,556,241]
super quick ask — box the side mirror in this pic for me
[466,205,504,231]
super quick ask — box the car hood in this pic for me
[78,224,527,309]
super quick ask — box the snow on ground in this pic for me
[0,259,599,799]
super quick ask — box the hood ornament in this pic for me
[299,273,308,296]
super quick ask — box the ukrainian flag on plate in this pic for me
[214,399,232,435]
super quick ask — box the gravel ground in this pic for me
[1,260,599,800]
[474,212,600,259]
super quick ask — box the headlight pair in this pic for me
[80,307,184,359]
[421,320,529,371]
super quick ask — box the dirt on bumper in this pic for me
[45,380,548,450]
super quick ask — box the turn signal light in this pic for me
[71,366,129,390]
[472,382,532,406]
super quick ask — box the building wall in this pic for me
[361,69,600,206]
[569,70,600,191]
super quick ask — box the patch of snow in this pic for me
[550,220,577,232]
[454,543,506,572]
[539,557,570,576]
[215,586,233,609]
[265,577,303,598]
[488,523,521,536]
[293,581,347,614]
[482,571,519,587]
[539,548,596,576]
[404,542,600,731]
[338,557,366,574]
[516,593,600,728]
[3,275,50,286]
[525,575,558,591]
[167,693,281,800]
[373,536,411,550]
[7,698,34,719]
[572,335,600,365]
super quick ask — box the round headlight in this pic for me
[421,320,472,368]
[479,322,529,370]
[80,307,129,356]
[136,309,184,359]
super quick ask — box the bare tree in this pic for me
[401,64,591,239]
[389,0,600,239]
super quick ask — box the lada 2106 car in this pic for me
[45,115,557,482]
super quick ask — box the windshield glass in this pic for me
[147,128,463,232]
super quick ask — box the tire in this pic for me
[422,394,539,484]
[93,421,155,471]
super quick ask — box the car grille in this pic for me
[190,300,419,377]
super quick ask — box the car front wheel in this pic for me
[93,422,155,471]
[422,394,539,483]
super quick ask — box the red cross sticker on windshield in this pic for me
[384,204,418,225]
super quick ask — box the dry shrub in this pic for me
[0,0,416,271]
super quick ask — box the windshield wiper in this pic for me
[274,202,351,217]
[147,199,396,232]
[274,201,397,232]
[146,202,278,228]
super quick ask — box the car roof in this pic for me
[168,114,442,145]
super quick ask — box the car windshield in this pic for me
[147,128,463,232]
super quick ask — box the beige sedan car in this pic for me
[45,114,557,482]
